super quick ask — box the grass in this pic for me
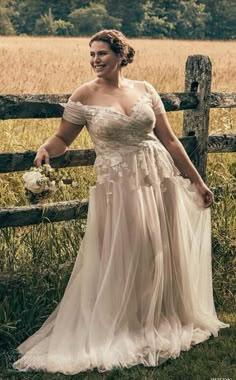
[0,37,235,379]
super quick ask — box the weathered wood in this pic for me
[208,134,236,153]
[0,149,96,173]
[0,200,88,228]
[1,92,235,120]
[0,135,233,174]
[0,93,199,120]
[0,94,68,120]
[183,55,212,179]
[0,136,197,173]
[156,93,199,111]
[209,92,236,108]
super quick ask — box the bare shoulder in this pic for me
[70,81,96,103]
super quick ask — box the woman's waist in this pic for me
[94,139,170,169]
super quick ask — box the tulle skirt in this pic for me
[12,142,229,374]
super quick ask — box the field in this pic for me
[0,37,235,379]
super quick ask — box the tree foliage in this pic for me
[34,8,74,36]
[69,3,121,35]
[0,0,235,39]
[0,0,16,35]
[106,0,147,36]
[200,0,236,39]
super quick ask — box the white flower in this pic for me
[72,181,78,188]
[23,164,79,204]
[23,171,46,193]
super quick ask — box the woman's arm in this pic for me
[34,119,83,167]
[34,85,88,167]
[154,113,214,207]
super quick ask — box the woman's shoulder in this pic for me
[69,80,96,104]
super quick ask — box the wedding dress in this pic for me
[12,81,229,375]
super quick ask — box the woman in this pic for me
[13,29,229,375]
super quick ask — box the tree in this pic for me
[35,8,74,36]
[34,8,56,35]
[10,0,76,35]
[0,0,16,35]
[69,3,121,35]
[174,0,207,39]
[53,19,74,36]
[9,0,47,34]
[149,0,207,39]
[45,0,74,21]
[1,0,235,39]
[106,0,148,36]
[141,1,174,37]
[70,0,92,10]
[200,0,236,39]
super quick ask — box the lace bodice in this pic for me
[62,81,165,156]
[62,80,180,187]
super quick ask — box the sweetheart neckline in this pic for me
[69,92,152,119]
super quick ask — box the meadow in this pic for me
[0,37,235,379]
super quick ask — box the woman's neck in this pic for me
[95,72,129,89]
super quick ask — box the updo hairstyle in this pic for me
[89,29,135,67]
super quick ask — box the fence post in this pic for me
[183,55,212,180]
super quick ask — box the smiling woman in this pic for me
[90,29,135,68]
[12,29,229,375]
[73,30,140,115]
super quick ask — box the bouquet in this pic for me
[23,164,77,204]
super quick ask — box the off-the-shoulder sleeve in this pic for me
[144,81,166,115]
[61,99,87,125]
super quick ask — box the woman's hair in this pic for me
[89,29,135,67]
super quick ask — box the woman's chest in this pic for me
[84,102,156,145]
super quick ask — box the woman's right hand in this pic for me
[34,147,50,167]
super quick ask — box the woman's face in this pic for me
[90,41,121,78]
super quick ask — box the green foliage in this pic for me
[0,2,16,35]
[71,0,91,10]
[173,0,207,39]
[53,19,74,36]
[35,8,74,36]
[206,157,236,311]
[10,0,47,35]
[142,0,207,38]
[69,3,121,36]
[141,1,174,37]
[200,0,236,39]
[34,8,57,36]
[1,0,235,39]
[106,0,147,36]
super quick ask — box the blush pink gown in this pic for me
[12,81,229,374]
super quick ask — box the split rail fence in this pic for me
[0,55,235,230]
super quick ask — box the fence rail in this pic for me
[0,200,88,228]
[0,54,236,230]
[0,134,235,176]
[1,92,236,120]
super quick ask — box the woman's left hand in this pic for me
[194,182,214,208]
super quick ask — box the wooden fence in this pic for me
[0,55,236,229]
